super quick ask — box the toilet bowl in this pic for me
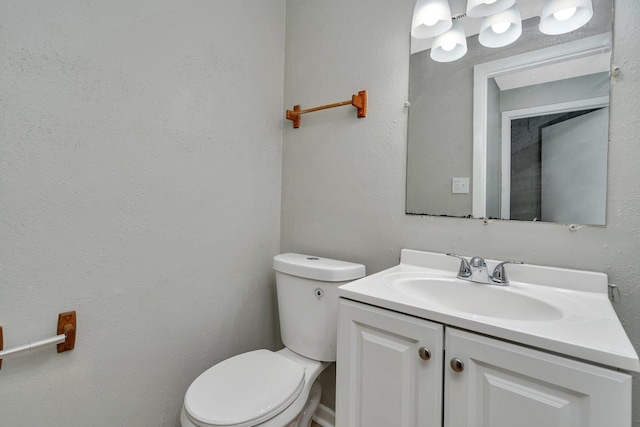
[180,253,365,427]
[180,348,327,427]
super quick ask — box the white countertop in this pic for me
[338,249,640,372]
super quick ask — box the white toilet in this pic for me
[180,253,365,427]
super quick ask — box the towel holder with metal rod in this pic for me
[286,90,367,128]
[0,311,76,369]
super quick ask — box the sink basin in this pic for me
[338,249,640,371]
[391,277,563,321]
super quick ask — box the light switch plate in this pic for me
[452,177,470,194]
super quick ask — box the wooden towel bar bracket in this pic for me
[286,90,367,129]
[0,311,76,370]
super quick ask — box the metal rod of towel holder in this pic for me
[0,311,76,369]
[0,334,66,359]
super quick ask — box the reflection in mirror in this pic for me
[474,33,611,225]
[406,0,613,225]
[509,107,608,224]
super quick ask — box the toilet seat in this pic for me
[184,350,305,427]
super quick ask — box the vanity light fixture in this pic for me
[539,0,593,35]
[466,0,516,18]
[412,0,453,39]
[431,18,468,62]
[479,4,522,48]
[412,0,596,63]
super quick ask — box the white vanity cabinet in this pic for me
[444,327,631,427]
[336,299,632,427]
[336,299,444,427]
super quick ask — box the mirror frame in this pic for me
[471,32,612,219]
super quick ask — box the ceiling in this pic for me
[493,51,611,90]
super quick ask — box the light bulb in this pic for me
[553,6,577,21]
[423,12,439,26]
[441,40,457,52]
[491,22,511,34]
[431,19,467,62]
[412,0,453,38]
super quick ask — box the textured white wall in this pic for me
[283,0,640,421]
[0,1,284,425]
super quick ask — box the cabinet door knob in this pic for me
[418,347,431,361]
[450,358,465,372]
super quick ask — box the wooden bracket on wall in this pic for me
[0,311,76,370]
[286,90,367,129]
[57,311,76,353]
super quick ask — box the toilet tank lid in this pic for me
[273,253,365,282]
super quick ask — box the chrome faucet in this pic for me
[446,254,523,286]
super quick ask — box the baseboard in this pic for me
[311,403,335,427]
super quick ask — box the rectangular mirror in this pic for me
[406,0,613,225]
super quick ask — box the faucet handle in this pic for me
[469,256,487,268]
[446,254,472,278]
[491,260,524,285]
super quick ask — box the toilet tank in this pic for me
[273,253,365,362]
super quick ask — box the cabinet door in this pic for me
[336,299,444,427]
[444,328,632,427]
